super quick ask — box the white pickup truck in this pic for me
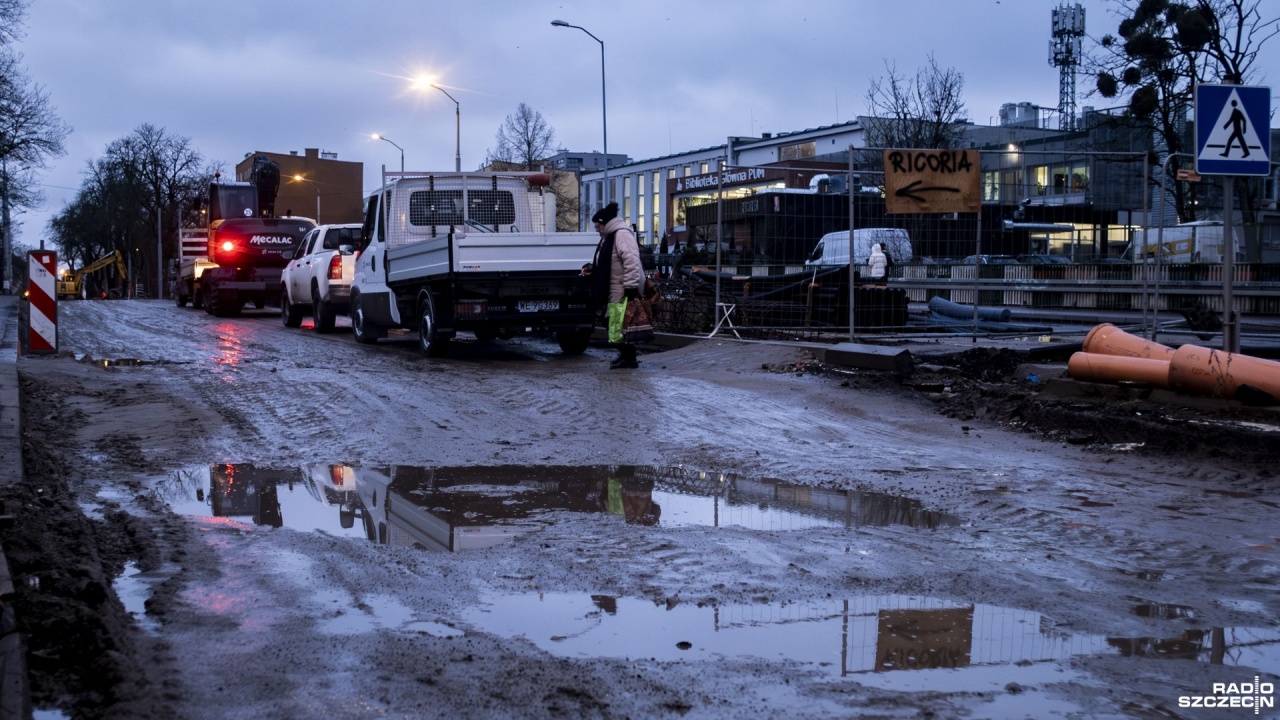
[281,223,362,332]
[349,171,599,357]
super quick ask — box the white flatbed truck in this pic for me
[349,170,600,357]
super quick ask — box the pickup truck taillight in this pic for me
[328,254,342,280]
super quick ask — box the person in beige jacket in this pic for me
[584,202,643,369]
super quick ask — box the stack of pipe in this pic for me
[1067,324,1280,404]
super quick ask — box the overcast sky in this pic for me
[12,0,1279,248]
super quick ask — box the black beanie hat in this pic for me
[591,202,619,225]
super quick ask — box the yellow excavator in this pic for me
[56,250,127,300]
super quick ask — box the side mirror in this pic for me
[339,244,355,255]
[282,249,294,260]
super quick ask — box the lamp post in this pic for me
[551,19,608,204]
[429,84,462,172]
[371,134,404,172]
[292,174,321,223]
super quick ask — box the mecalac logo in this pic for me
[248,235,294,246]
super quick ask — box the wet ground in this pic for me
[1,299,1278,719]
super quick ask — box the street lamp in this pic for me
[371,133,404,172]
[292,174,321,223]
[429,84,461,172]
[551,19,608,203]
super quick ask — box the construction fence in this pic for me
[642,153,1280,339]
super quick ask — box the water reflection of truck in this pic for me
[352,466,599,551]
[1127,221,1233,263]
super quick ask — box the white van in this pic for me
[805,228,913,267]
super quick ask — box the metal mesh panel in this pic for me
[647,155,1278,340]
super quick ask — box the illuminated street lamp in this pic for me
[371,133,405,172]
[429,84,462,173]
[551,19,608,203]
[292,174,321,223]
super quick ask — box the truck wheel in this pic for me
[556,328,593,356]
[418,295,450,358]
[175,288,188,308]
[207,288,240,318]
[313,286,335,334]
[192,289,203,310]
[281,287,303,328]
[253,299,266,310]
[351,294,380,345]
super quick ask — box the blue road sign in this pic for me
[1195,84,1272,176]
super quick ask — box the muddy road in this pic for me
[3,299,1278,719]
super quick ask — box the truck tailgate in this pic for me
[387,232,597,284]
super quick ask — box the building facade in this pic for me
[235,148,364,225]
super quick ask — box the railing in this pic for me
[892,262,1280,315]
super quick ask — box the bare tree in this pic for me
[862,55,968,151]
[484,103,556,170]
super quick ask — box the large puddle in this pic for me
[148,464,965,551]
[462,592,1280,687]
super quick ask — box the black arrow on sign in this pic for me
[895,180,961,203]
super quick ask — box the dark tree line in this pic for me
[49,124,217,298]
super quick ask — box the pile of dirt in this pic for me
[908,346,1280,472]
[781,343,1280,471]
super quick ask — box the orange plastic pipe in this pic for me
[1168,345,1280,402]
[1082,323,1176,360]
[1068,352,1172,389]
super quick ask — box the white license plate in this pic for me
[517,300,559,312]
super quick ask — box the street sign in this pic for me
[883,149,981,215]
[1194,84,1272,176]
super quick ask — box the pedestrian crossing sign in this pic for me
[1195,84,1271,176]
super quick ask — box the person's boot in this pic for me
[611,344,639,370]
[608,345,627,369]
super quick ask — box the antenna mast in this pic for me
[1049,3,1085,131]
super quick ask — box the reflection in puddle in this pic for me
[149,464,964,551]
[463,592,1280,682]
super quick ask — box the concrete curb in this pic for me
[0,294,28,720]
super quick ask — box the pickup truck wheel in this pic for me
[351,295,380,344]
[281,287,303,328]
[418,296,451,358]
[313,287,335,334]
[556,328,593,356]
[175,290,188,308]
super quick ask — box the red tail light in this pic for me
[328,254,342,280]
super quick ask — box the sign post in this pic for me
[1194,83,1272,354]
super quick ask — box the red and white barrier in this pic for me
[27,251,57,354]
